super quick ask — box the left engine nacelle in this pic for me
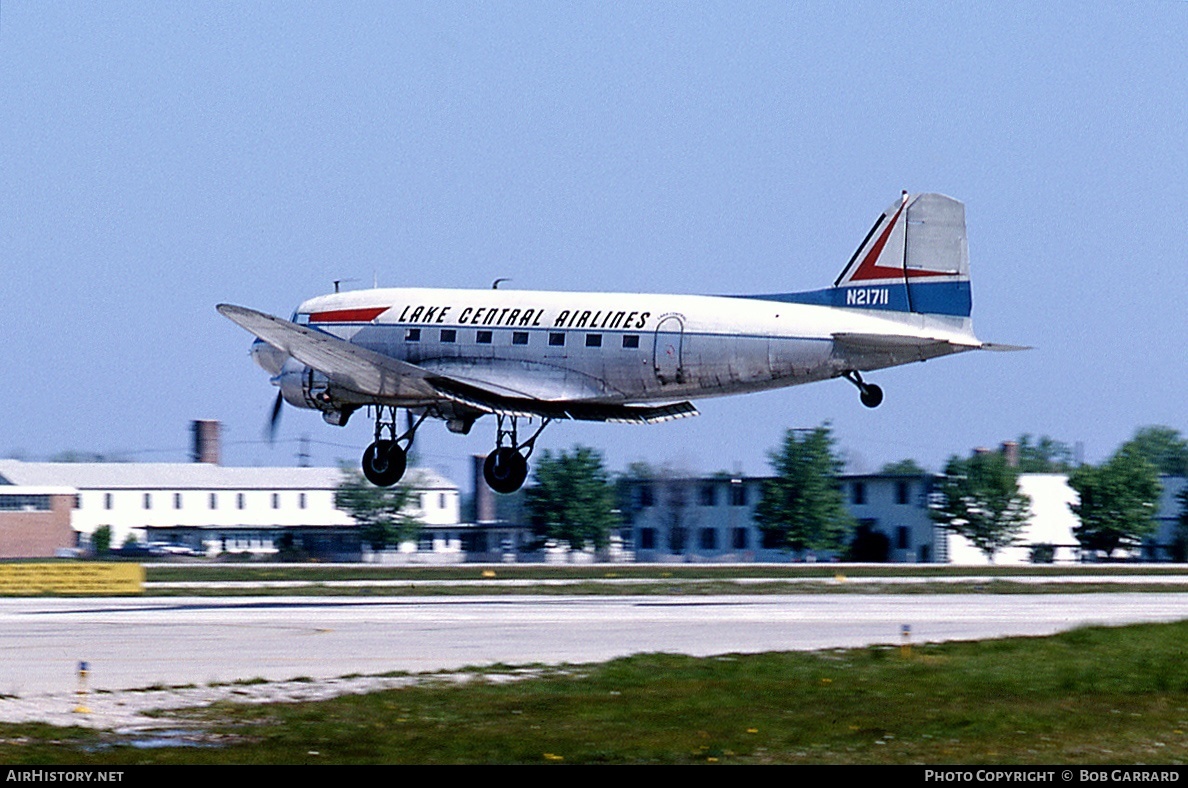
[275,358,334,412]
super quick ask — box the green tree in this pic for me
[1015,434,1074,472]
[91,525,112,556]
[754,425,854,554]
[524,446,619,550]
[930,451,1032,563]
[880,458,928,475]
[1068,446,1162,558]
[335,467,422,550]
[1119,426,1188,476]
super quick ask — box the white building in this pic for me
[0,460,460,558]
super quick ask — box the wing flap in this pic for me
[428,376,698,424]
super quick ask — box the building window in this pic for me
[439,493,447,509]
[622,334,639,349]
[896,481,910,505]
[699,527,717,550]
[852,482,866,505]
[699,483,717,507]
[476,330,492,344]
[638,485,654,508]
[418,533,434,552]
[143,493,152,510]
[730,482,747,506]
[405,328,421,342]
[209,493,217,510]
[512,331,529,345]
[585,333,602,347]
[237,493,245,510]
[733,528,748,550]
[173,493,182,509]
[549,332,565,346]
[0,495,51,512]
[104,493,113,510]
[897,526,910,550]
[299,493,307,509]
[271,493,279,509]
[639,527,655,549]
[440,329,456,343]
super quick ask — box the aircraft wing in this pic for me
[218,304,440,400]
[218,304,698,423]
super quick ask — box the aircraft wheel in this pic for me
[860,384,884,409]
[362,440,407,487]
[484,448,528,494]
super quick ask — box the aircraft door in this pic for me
[653,314,685,385]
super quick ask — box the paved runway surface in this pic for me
[2,594,1187,695]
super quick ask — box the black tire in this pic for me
[362,440,407,487]
[860,384,884,409]
[483,448,528,494]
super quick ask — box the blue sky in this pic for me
[2,2,1185,488]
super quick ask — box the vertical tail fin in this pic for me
[832,192,972,317]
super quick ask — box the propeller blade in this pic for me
[266,391,284,444]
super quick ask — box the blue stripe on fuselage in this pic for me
[735,280,972,317]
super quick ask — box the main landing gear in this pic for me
[361,406,428,487]
[844,370,884,409]
[483,414,551,494]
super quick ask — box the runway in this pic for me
[2,593,1186,695]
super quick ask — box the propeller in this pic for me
[265,391,284,444]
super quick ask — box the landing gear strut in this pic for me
[361,406,427,487]
[844,370,884,409]
[482,414,550,494]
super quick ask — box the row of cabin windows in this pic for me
[103,492,308,510]
[851,481,913,506]
[405,328,640,349]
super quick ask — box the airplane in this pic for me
[219,191,1024,494]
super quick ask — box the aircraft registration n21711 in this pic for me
[219,191,1024,494]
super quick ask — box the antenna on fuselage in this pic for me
[492,278,512,289]
[332,278,359,294]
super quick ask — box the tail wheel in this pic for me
[362,440,407,487]
[483,447,528,494]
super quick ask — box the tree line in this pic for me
[336,425,1188,562]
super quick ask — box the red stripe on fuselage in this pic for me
[848,201,950,282]
[309,307,389,323]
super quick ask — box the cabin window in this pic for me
[299,493,307,509]
[209,493,218,509]
[622,334,640,348]
[512,331,529,345]
[173,493,182,509]
[549,332,565,346]
[476,330,492,344]
[405,328,421,342]
[271,493,280,509]
[143,493,151,509]
[104,493,113,510]
[440,329,456,343]
[585,334,602,347]
[237,493,246,510]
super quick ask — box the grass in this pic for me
[2,621,1186,764]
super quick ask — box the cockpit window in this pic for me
[294,313,311,325]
